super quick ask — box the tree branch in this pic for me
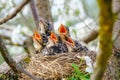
[0,0,30,25]
[0,36,19,73]
[82,29,99,44]
[11,0,33,31]
[0,36,38,80]
[30,0,39,28]
[91,0,114,80]
[35,0,53,22]
[35,0,54,31]
[0,53,27,74]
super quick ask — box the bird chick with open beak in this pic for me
[58,24,70,38]
[58,24,73,52]
[32,31,43,52]
[42,32,62,55]
[64,36,88,52]
[58,24,88,53]
[32,31,48,53]
[64,35,88,53]
[63,35,75,52]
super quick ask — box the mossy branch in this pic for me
[91,0,115,80]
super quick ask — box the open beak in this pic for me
[32,31,43,52]
[32,31,42,43]
[50,32,58,43]
[65,36,75,47]
[58,24,68,35]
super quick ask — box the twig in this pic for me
[11,0,33,31]
[0,53,27,74]
[78,17,92,30]
[0,0,30,25]
[82,29,99,44]
[0,35,38,80]
[30,0,39,29]
[5,42,24,47]
[0,36,19,73]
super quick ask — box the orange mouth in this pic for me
[65,36,75,46]
[50,32,58,43]
[33,31,41,40]
[58,24,67,35]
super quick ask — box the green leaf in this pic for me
[72,63,82,77]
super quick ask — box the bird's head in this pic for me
[62,35,75,52]
[65,35,75,47]
[46,32,58,48]
[32,31,42,43]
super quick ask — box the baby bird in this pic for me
[32,31,43,52]
[64,35,88,53]
[58,24,88,53]
[58,24,73,52]
[32,31,48,53]
[73,40,88,52]
[42,32,61,55]
[58,24,70,38]
[63,35,75,52]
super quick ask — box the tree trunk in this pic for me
[91,0,114,80]
[103,0,120,80]
[35,0,53,22]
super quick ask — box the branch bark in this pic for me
[35,0,54,31]
[0,36,19,73]
[82,29,99,44]
[91,0,114,80]
[0,36,38,80]
[30,0,39,28]
[0,53,27,74]
[35,0,53,22]
[0,0,30,25]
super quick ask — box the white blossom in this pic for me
[11,25,26,45]
[83,56,94,73]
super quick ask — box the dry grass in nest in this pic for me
[19,52,88,80]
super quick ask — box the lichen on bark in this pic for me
[91,0,115,80]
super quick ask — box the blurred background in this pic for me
[0,0,99,64]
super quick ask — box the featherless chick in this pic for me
[64,35,88,53]
[58,24,88,53]
[32,31,48,53]
[73,40,88,52]
[42,32,62,55]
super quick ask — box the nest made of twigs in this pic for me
[19,51,95,80]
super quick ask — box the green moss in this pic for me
[91,0,115,80]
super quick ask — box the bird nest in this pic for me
[19,51,94,80]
